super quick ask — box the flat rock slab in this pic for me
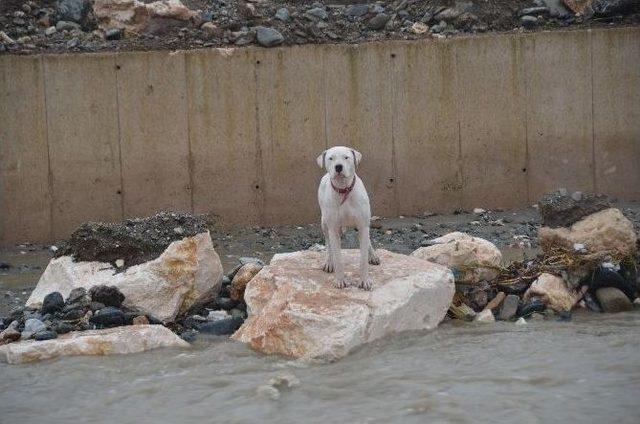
[0,325,189,364]
[232,249,454,361]
[27,232,223,322]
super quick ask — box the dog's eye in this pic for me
[344,156,349,160]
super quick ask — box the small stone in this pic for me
[499,295,519,320]
[521,15,538,28]
[411,22,429,34]
[0,321,21,343]
[558,187,568,196]
[22,318,46,339]
[0,31,15,44]
[474,309,495,324]
[571,191,583,201]
[515,317,527,325]
[89,301,106,311]
[230,262,263,301]
[201,22,223,37]
[230,308,247,319]
[50,245,59,252]
[275,7,290,22]
[42,292,64,314]
[105,28,122,40]
[45,26,57,36]
[197,316,243,335]
[62,306,88,320]
[52,322,74,334]
[520,6,549,15]
[34,330,57,341]
[180,330,198,343]
[90,306,125,327]
[473,208,486,214]
[132,315,149,325]
[367,13,390,30]
[55,20,81,31]
[344,4,370,18]
[573,243,586,252]
[595,287,634,313]
[16,36,31,44]
[66,287,88,305]
[114,258,125,268]
[306,7,328,20]
[89,285,125,307]
[255,26,284,47]
[430,21,447,34]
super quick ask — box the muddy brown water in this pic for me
[1,206,639,423]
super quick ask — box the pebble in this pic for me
[411,22,430,34]
[132,315,149,325]
[45,26,57,36]
[56,20,81,31]
[89,306,125,327]
[499,295,519,320]
[52,321,75,334]
[207,310,229,321]
[521,15,539,28]
[474,309,495,324]
[197,316,243,335]
[22,318,46,339]
[42,292,65,314]
[473,208,486,214]
[180,330,198,343]
[34,330,57,341]
[520,6,549,15]
[571,191,583,201]
[430,21,448,34]
[306,7,328,20]
[115,258,125,268]
[368,13,390,30]
[515,317,527,325]
[66,287,89,305]
[275,7,290,22]
[344,4,370,18]
[255,26,284,48]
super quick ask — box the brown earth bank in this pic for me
[0,0,639,54]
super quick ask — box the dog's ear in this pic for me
[316,150,326,169]
[351,149,362,167]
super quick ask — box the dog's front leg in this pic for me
[357,225,373,290]
[329,227,347,289]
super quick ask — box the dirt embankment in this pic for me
[1,0,639,55]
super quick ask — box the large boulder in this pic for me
[539,208,637,260]
[26,232,223,323]
[0,325,188,364]
[93,0,198,34]
[232,249,454,361]
[410,232,502,284]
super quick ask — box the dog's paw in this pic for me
[369,252,381,266]
[322,261,334,273]
[334,278,349,289]
[357,278,373,291]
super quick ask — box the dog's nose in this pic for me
[335,164,343,173]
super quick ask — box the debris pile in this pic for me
[0,0,638,53]
[447,190,639,324]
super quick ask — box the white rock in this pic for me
[26,232,223,323]
[44,26,57,36]
[115,259,125,268]
[0,325,188,364]
[515,317,527,325]
[473,208,486,214]
[207,310,229,321]
[232,249,454,361]
[539,208,637,261]
[523,273,580,312]
[573,243,586,253]
[411,232,502,284]
[474,309,495,323]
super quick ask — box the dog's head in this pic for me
[316,146,362,181]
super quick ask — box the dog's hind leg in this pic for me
[357,225,373,291]
[368,242,380,265]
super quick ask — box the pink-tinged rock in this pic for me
[93,0,198,34]
[26,232,223,323]
[411,232,502,284]
[0,325,189,364]
[232,249,454,361]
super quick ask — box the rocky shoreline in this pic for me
[0,0,639,55]
[0,192,639,363]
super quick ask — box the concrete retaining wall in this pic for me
[1,27,639,245]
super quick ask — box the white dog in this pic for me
[316,146,380,290]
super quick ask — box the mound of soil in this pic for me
[56,212,211,269]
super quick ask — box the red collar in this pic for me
[331,176,356,205]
